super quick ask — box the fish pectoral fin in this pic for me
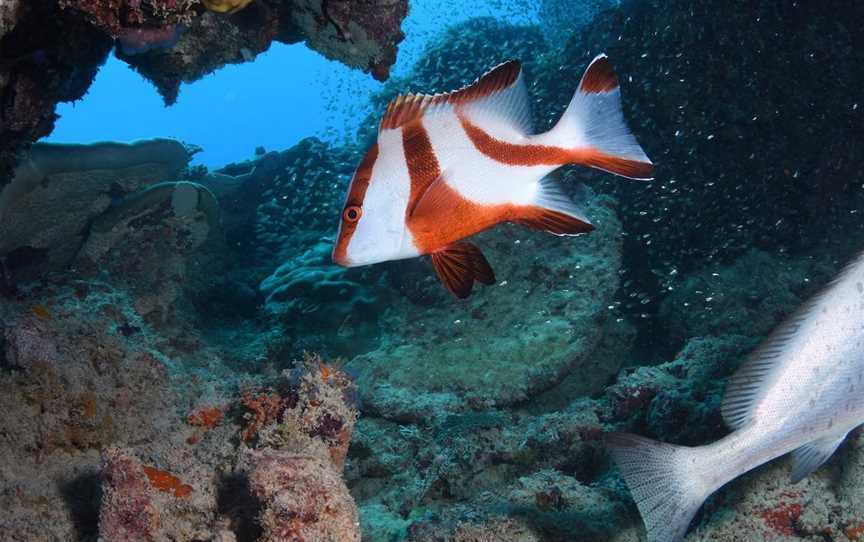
[430,242,496,299]
[511,177,595,236]
[790,432,849,483]
[407,170,450,219]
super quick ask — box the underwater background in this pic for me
[1,0,864,541]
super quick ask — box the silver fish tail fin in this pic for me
[541,54,653,180]
[606,432,711,542]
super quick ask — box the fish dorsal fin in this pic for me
[430,242,496,298]
[721,293,825,430]
[721,251,864,430]
[790,432,849,483]
[380,60,531,135]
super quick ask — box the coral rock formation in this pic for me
[260,240,388,357]
[248,451,361,542]
[99,447,162,542]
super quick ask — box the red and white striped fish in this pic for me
[332,54,653,298]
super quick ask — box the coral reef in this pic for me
[0,140,194,281]
[3,0,864,541]
[99,448,162,541]
[260,240,389,357]
[0,276,360,539]
[248,451,361,542]
[76,181,220,324]
[0,1,112,183]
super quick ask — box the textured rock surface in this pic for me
[261,240,390,357]
[0,274,359,539]
[249,451,361,542]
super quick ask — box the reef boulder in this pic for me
[348,188,632,421]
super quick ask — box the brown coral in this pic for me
[240,390,284,442]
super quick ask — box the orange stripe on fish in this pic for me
[459,115,655,179]
[402,120,442,217]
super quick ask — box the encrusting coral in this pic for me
[99,447,162,542]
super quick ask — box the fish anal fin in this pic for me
[380,60,523,132]
[790,433,849,483]
[513,208,594,236]
[430,242,495,299]
[721,265,852,431]
[512,177,594,236]
[576,148,655,180]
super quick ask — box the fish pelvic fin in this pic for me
[606,432,711,542]
[511,177,594,236]
[430,242,495,299]
[541,54,654,180]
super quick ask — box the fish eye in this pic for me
[343,205,362,223]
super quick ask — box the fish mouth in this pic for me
[331,250,355,268]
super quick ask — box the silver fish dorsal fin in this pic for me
[379,60,532,135]
[721,251,864,430]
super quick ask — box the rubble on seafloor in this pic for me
[2,0,864,540]
[0,273,362,540]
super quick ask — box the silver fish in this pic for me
[607,252,864,542]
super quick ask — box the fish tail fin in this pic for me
[544,54,654,180]
[606,432,713,542]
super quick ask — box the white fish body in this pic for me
[608,252,864,542]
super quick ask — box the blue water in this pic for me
[46,0,538,167]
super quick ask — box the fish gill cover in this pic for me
[0,0,864,541]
